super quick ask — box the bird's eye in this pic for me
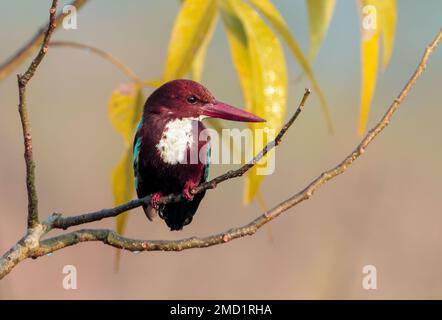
[186,95,198,104]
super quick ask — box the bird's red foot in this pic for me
[150,192,163,209]
[183,181,198,201]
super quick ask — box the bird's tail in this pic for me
[160,191,205,231]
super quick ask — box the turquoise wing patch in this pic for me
[133,121,143,189]
[203,144,211,182]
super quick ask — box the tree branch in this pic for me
[17,0,58,229]
[1,29,441,280]
[49,41,143,83]
[0,0,88,81]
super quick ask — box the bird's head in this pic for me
[144,79,265,123]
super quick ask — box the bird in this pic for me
[133,79,265,231]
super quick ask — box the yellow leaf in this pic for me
[247,0,333,132]
[358,0,396,134]
[378,0,396,68]
[223,0,287,204]
[113,148,135,235]
[164,0,218,80]
[109,83,144,268]
[108,82,144,237]
[221,2,254,111]
[108,83,144,146]
[306,0,336,62]
[358,1,381,134]
[112,148,136,269]
[143,79,163,88]
[191,13,218,82]
[221,0,261,169]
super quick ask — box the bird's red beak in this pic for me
[201,101,265,123]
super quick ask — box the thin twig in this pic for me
[49,41,143,83]
[0,0,88,81]
[51,198,148,230]
[17,0,58,229]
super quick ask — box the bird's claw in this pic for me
[183,181,198,201]
[150,192,163,209]
[183,188,194,201]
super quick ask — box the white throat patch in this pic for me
[156,118,196,164]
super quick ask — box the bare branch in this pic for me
[0,0,88,81]
[49,41,143,83]
[51,198,148,230]
[17,0,58,229]
[36,227,262,255]
[0,219,53,279]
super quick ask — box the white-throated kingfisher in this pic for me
[133,79,265,230]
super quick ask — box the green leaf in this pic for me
[247,0,333,132]
[222,0,287,204]
[164,0,218,80]
[306,0,336,62]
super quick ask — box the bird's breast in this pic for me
[155,118,200,165]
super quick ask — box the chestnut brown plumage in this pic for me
[133,79,265,230]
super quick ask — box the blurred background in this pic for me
[0,0,441,299]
